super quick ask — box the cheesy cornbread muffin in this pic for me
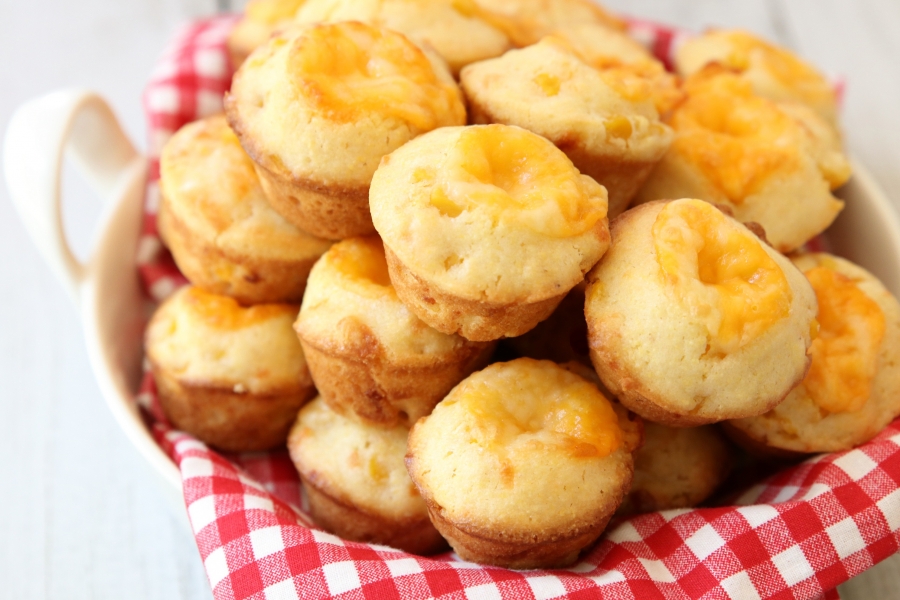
[675,29,840,132]
[158,115,331,304]
[461,36,677,217]
[617,423,732,516]
[634,67,850,252]
[369,124,610,342]
[406,358,641,568]
[472,0,626,48]
[294,236,495,427]
[288,397,445,554]
[226,21,466,240]
[585,199,817,427]
[145,286,314,452]
[728,253,900,453]
[294,0,510,76]
[227,0,306,67]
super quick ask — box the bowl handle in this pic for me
[3,89,142,306]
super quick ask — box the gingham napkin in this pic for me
[136,15,900,600]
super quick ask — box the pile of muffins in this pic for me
[143,0,900,569]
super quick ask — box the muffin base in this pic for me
[152,363,314,452]
[253,162,375,241]
[384,246,566,342]
[589,327,804,428]
[301,474,447,555]
[298,337,495,428]
[225,97,376,240]
[158,197,322,304]
[419,495,616,569]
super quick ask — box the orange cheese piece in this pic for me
[183,287,296,330]
[329,237,395,296]
[803,266,885,413]
[653,199,792,354]
[719,31,836,113]
[453,359,625,459]
[287,22,465,130]
[428,125,608,237]
[670,71,800,204]
[543,35,683,115]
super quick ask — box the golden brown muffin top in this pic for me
[283,22,464,130]
[370,125,609,302]
[652,199,793,356]
[676,29,838,127]
[145,286,307,395]
[452,358,638,459]
[294,0,511,74]
[160,115,331,261]
[296,237,473,361]
[668,67,850,204]
[542,30,683,116]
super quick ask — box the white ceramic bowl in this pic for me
[4,90,187,527]
[6,89,900,532]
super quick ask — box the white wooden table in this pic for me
[1,1,898,597]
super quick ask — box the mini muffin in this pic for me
[158,115,331,304]
[370,124,610,342]
[634,67,850,252]
[406,358,641,569]
[461,36,677,217]
[226,22,466,240]
[294,0,510,76]
[506,281,591,366]
[473,0,626,48]
[675,29,840,133]
[227,0,307,67]
[294,236,495,427]
[288,397,445,554]
[585,199,817,427]
[145,286,314,452]
[617,423,733,517]
[727,253,900,453]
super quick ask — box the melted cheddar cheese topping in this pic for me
[450,359,625,459]
[803,266,885,413]
[328,237,394,296]
[670,71,800,204]
[427,125,608,237]
[718,30,835,112]
[542,35,683,115]
[287,22,465,130]
[183,287,297,330]
[653,199,792,355]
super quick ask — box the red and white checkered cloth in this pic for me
[136,15,899,600]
